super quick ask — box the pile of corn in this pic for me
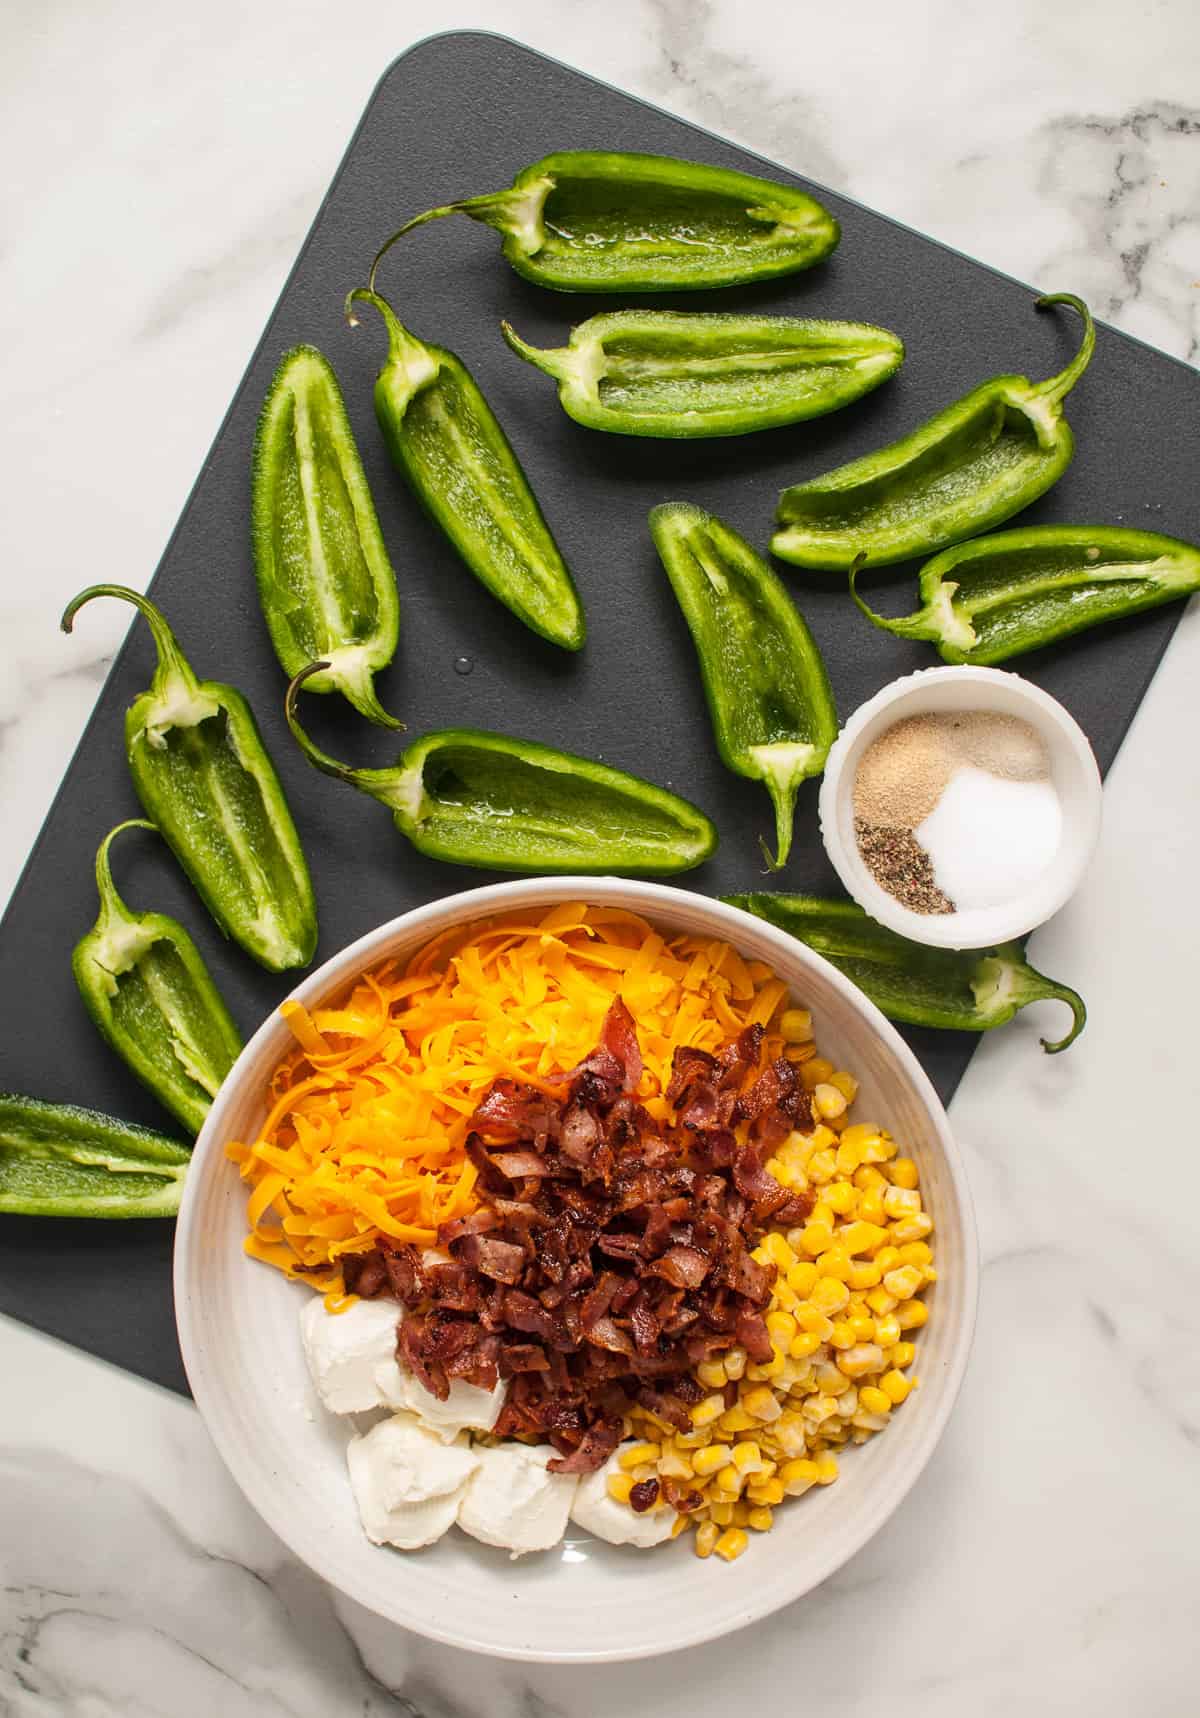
[620,1010,936,1563]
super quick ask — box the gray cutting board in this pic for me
[1,32,1196,1395]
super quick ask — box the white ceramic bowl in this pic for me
[819,666,1102,950]
[175,877,978,1662]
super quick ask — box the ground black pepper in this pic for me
[854,820,954,914]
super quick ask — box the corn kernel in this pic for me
[630,1463,656,1483]
[810,1200,835,1227]
[722,1345,748,1381]
[714,1527,749,1562]
[841,1122,881,1153]
[763,1231,795,1271]
[829,1320,857,1350]
[746,1350,786,1381]
[839,1220,887,1257]
[709,1500,735,1526]
[884,1185,922,1219]
[874,1245,901,1273]
[896,1299,929,1330]
[788,1330,823,1360]
[858,1385,892,1416]
[658,1446,695,1481]
[836,1342,886,1379]
[866,1286,898,1317]
[824,1180,856,1216]
[809,1276,851,1314]
[857,1189,887,1226]
[881,1368,913,1404]
[884,1264,924,1300]
[730,1440,765,1474]
[814,1454,839,1484]
[746,1478,785,1506]
[619,1441,662,1470]
[814,1083,848,1121]
[891,1212,934,1244]
[766,1309,798,1345]
[773,1278,799,1313]
[829,1070,859,1102]
[851,1412,889,1434]
[799,1057,834,1090]
[847,1259,883,1290]
[741,1386,783,1423]
[746,1506,774,1532]
[719,1405,757,1434]
[849,1310,876,1342]
[607,1473,634,1504]
[696,1358,728,1390]
[715,1463,744,1496]
[816,1248,852,1282]
[692,1443,734,1477]
[675,1428,711,1448]
[771,1413,809,1456]
[807,1151,836,1186]
[874,1313,902,1348]
[892,1341,917,1369]
[798,1220,834,1255]
[691,1393,726,1427]
[694,1520,719,1558]
[732,1500,751,1527]
[888,1156,920,1190]
[786,1259,819,1296]
[670,1512,689,1538]
[834,1139,861,1177]
[898,1241,934,1268]
[801,1392,840,1425]
[815,1359,845,1392]
[779,1008,813,1042]
[779,1457,818,1495]
[836,1386,859,1416]
[853,1163,887,1190]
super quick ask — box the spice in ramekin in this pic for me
[853,712,1060,914]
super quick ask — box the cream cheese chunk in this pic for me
[457,1443,578,1557]
[392,1371,506,1442]
[347,1413,480,1550]
[299,1295,405,1414]
[569,1446,678,1547]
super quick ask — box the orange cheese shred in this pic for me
[227,904,794,1290]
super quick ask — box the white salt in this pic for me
[914,765,1062,910]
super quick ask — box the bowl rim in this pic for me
[174,875,980,1662]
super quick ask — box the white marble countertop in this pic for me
[3,2,1199,1711]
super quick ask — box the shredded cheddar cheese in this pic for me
[227,903,792,1292]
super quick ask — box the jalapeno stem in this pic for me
[1031,293,1095,405]
[61,584,200,695]
[848,554,939,642]
[284,663,400,806]
[92,818,158,930]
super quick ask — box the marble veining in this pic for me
[3,0,1199,1711]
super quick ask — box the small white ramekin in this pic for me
[818,666,1102,950]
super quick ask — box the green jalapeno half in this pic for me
[850,524,1200,665]
[501,310,903,439]
[724,893,1086,1052]
[370,151,839,293]
[650,503,836,869]
[72,820,243,1135]
[0,1094,189,1218]
[285,664,715,876]
[252,344,402,726]
[346,287,584,651]
[772,294,1096,570]
[62,586,318,972]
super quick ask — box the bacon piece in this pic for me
[547,1419,622,1475]
[732,1143,791,1224]
[342,1249,389,1299]
[629,1478,660,1513]
[661,1479,704,1513]
[635,1384,692,1430]
[735,1309,773,1364]
[499,1343,550,1373]
[451,1233,526,1284]
[648,1244,710,1290]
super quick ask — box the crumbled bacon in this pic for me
[353,999,814,1471]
